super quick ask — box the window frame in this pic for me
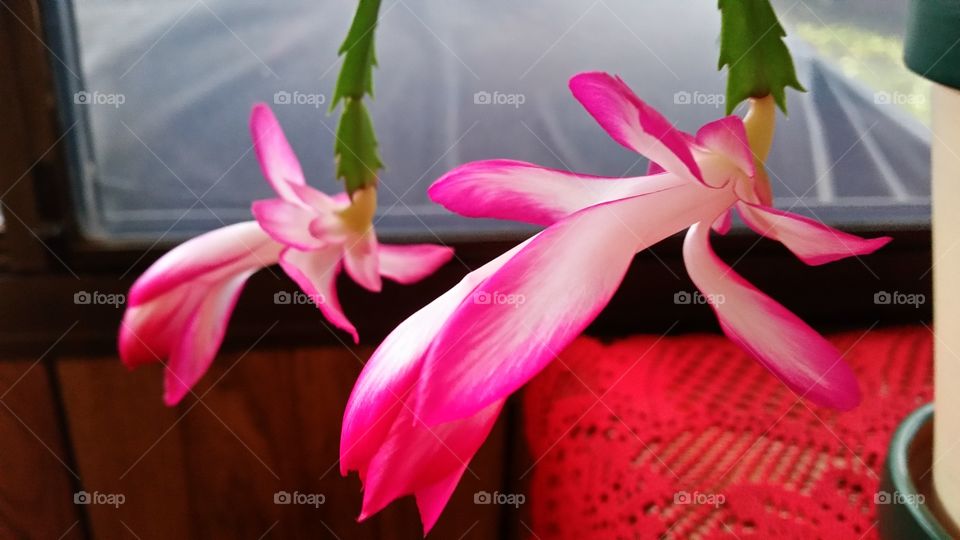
[0,0,933,361]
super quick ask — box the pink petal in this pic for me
[162,272,254,405]
[343,232,382,292]
[682,221,861,410]
[569,72,704,185]
[416,181,738,425]
[647,161,666,175]
[341,241,530,477]
[415,466,467,534]
[285,185,351,244]
[340,296,459,478]
[120,222,280,404]
[695,116,756,177]
[358,400,504,531]
[289,184,348,211]
[378,244,455,284]
[712,209,733,235]
[341,243,530,530]
[119,293,192,369]
[250,103,307,203]
[279,246,358,343]
[120,270,255,405]
[738,203,892,266]
[128,221,281,307]
[251,199,325,250]
[429,159,686,226]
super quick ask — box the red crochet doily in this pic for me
[524,326,932,539]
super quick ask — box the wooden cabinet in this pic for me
[0,347,516,539]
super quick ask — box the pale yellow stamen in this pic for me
[338,187,378,234]
[742,95,776,203]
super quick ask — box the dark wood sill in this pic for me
[0,225,931,359]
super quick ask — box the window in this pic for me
[0,0,928,353]
[48,0,929,246]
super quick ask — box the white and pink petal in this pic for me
[341,239,532,477]
[162,272,255,405]
[738,203,891,266]
[415,181,737,425]
[119,292,191,369]
[569,72,704,185]
[279,246,358,343]
[250,104,307,203]
[127,222,281,306]
[429,159,681,226]
[682,221,861,410]
[695,116,756,177]
[378,244,455,284]
[712,209,733,235]
[343,231,382,293]
[251,199,326,250]
[341,242,533,531]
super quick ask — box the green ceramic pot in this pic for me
[904,0,960,90]
[878,404,954,539]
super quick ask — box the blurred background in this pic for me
[0,0,933,538]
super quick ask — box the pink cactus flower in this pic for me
[340,71,890,532]
[119,104,453,405]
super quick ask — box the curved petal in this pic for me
[738,203,892,266]
[429,159,686,226]
[250,103,306,203]
[251,199,325,250]
[343,231,382,292]
[712,209,733,235]
[279,246,358,343]
[682,221,861,410]
[120,222,280,404]
[289,184,348,212]
[120,269,257,405]
[415,466,469,534]
[119,291,193,369]
[128,221,281,307]
[695,116,755,177]
[341,242,531,529]
[162,272,254,405]
[569,72,704,185]
[341,239,531,477]
[378,243,455,284]
[415,181,738,425]
[358,400,504,532]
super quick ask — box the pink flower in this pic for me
[340,72,890,531]
[119,104,453,405]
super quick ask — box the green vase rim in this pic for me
[904,0,960,89]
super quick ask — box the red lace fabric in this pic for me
[524,327,932,539]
